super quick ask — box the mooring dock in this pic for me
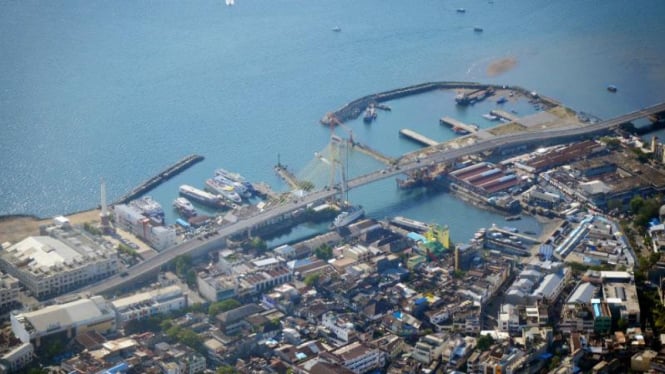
[439,116,479,134]
[274,164,300,190]
[399,129,439,147]
[115,154,204,204]
[490,109,520,123]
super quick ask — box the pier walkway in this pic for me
[490,110,520,123]
[440,116,479,134]
[399,129,439,147]
[274,164,300,190]
[114,154,204,204]
[76,100,665,296]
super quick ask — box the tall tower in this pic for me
[100,179,111,232]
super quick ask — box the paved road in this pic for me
[80,101,665,296]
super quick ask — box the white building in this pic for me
[0,343,33,373]
[332,341,384,374]
[114,204,176,251]
[0,232,119,299]
[498,304,520,335]
[322,312,355,343]
[111,285,187,324]
[11,296,115,347]
[412,334,445,364]
[0,273,20,312]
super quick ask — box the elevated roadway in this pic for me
[79,101,665,296]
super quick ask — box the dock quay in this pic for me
[490,109,520,123]
[455,87,494,106]
[440,116,479,134]
[274,164,300,190]
[252,182,280,201]
[114,154,204,204]
[353,142,396,165]
[488,225,541,244]
[320,81,559,126]
[399,129,439,147]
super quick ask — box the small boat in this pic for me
[363,105,377,123]
[473,26,483,32]
[505,215,521,221]
[524,230,537,236]
[225,0,234,5]
[456,8,466,13]
[607,85,618,93]
[496,96,507,104]
[173,197,197,218]
[482,114,499,121]
[332,26,341,32]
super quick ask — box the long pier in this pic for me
[399,129,439,147]
[490,110,520,123]
[114,154,204,204]
[274,164,300,190]
[440,116,479,134]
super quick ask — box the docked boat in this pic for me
[179,185,228,209]
[482,114,499,121]
[214,175,251,198]
[390,216,430,232]
[330,206,365,229]
[130,196,164,224]
[496,96,507,104]
[173,197,197,218]
[205,178,242,204]
[363,105,377,123]
[215,168,254,194]
[505,215,522,221]
[607,85,618,93]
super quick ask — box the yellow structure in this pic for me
[424,224,450,250]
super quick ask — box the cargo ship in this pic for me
[173,197,197,218]
[205,178,242,204]
[129,196,164,224]
[330,206,365,229]
[179,185,228,209]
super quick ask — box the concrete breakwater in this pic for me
[114,154,204,205]
[320,81,561,126]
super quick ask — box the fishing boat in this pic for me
[473,26,483,32]
[607,85,618,93]
[456,8,466,13]
[332,26,341,32]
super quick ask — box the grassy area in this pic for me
[547,105,577,120]
[488,122,527,136]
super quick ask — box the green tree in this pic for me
[630,196,645,214]
[248,237,267,252]
[298,180,315,192]
[314,244,333,260]
[303,273,320,287]
[209,299,241,316]
[175,255,192,279]
[548,355,562,370]
[216,365,238,374]
[476,334,494,351]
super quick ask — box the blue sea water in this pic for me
[1,0,665,244]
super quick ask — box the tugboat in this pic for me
[363,105,377,123]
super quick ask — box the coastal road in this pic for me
[78,101,665,296]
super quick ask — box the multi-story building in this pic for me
[0,228,119,299]
[321,312,356,344]
[412,334,444,364]
[0,342,33,373]
[0,273,20,313]
[114,204,176,251]
[11,296,116,347]
[331,342,384,374]
[111,285,187,324]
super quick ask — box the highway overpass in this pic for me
[78,100,665,296]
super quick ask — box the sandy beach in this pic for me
[0,209,100,244]
[487,57,518,77]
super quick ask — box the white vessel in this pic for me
[179,185,227,209]
[205,178,242,203]
[173,197,197,217]
[130,196,164,224]
[330,206,365,229]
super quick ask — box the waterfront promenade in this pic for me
[78,100,665,296]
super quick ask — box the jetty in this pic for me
[399,129,439,147]
[490,109,520,123]
[274,164,300,190]
[114,154,204,205]
[353,142,396,165]
[439,116,479,135]
[252,182,280,201]
[455,87,494,106]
